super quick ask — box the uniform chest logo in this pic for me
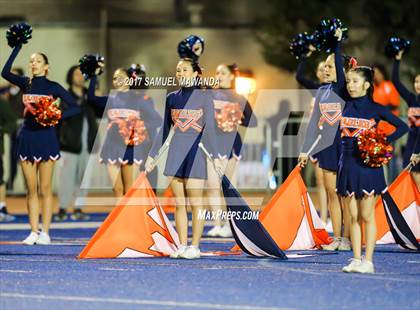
[340,117,376,137]
[22,94,52,115]
[318,102,342,128]
[108,109,140,120]
[171,109,203,132]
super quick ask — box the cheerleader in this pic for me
[392,51,420,189]
[206,63,257,237]
[295,47,329,224]
[1,44,81,245]
[87,66,161,196]
[145,38,218,259]
[298,29,352,251]
[338,66,408,273]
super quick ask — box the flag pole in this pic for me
[198,142,223,178]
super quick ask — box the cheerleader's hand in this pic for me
[334,28,343,42]
[410,153,420,166]
[214,158,225,175]
[95,61,104,75]
[306,44,316,57]
[145,156,155,173]
[298,153,309,168]
[395,50,404,61]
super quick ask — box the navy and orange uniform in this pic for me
[301,44,347,172]
[88,75,162,166]
[149,86,216,179]
[211,89,257,159]
[1,45,80,162]
[392,60,420,172]
[336,95,408,198]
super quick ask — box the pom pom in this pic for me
[79,54,105,80]
[215,103,243,132]
[113,116,148,146]
[313,18,348,53]
[6,22,32,48]
[289,32,314,60]
[34,96,62,127]
[385,37,411,58]
[177,35,205,61]
[357,128,393,168]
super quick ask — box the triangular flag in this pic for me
[78,173,179,259]
[259,166,330,250]
[375,170,420,245]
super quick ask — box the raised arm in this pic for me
[334,42,345,94]
[1,45,29,89]
[296,58,320,90]
[378,105,408,142]
[392,60,416,106]
[87,75,108,108]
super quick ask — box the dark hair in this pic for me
[349,66,374,99]
[372,63,389,81]
[66,65,79,86]
[37,52,49,65]
[128,64,147,89]
[180,58,202,75]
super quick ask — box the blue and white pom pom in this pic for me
[6,22,32,48]
[177,35,205,61]
[79,54,105,80]
[313,18,348,53]
[290,32,315,60]
[385,37,411,58]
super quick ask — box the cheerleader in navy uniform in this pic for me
[145,36,218,259]
[1,44,81,245]
[87,66,162,196]
[298,28,352,251]
[392,51,420,189]
[206,63,257,237]
[338,67,408,273]
[295,46,329,225]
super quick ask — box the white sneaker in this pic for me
[22,231,39,245]
[342,258,362,273]
[207,226,222,237]
[179,246,201,259]
[338,237,352,251]
[352,259,375,274]
[36,232,51,245]
[218,224,233,238]
[321,237,341,251]
[169,245,187,259]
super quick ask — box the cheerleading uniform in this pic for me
[149,86,216,179]
[392,60,420,172]
[88,76,162,166]
[301,44,347,172]
[336,95,408,198]
[211,89,257,160]
[1,46,80,162]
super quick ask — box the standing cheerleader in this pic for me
[206,63,257,237]
[298,29,352,251]
[338,67,408,273]
[295,47,329,224]
[392,51,420,189]
[87,66,162,196]
[1,44,81,245]
[145,36,218,259]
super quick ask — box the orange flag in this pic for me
[78,173,179,259]
[375,170,420,244]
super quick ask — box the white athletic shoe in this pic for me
[207,226,222,237]
[169,245,187,259]
[179,246,201,259]
[352,259,375,274]
[321,237,341,251]
[338,237,352,251]
[22,231,39,245]
[218,224,233,238]
[36,231,51,245]
[342,258,362,273]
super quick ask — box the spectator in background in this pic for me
[372,63,401,181]
[54,66,100,221]
[0,68,25,191]
[0,96,17,221]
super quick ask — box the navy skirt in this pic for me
[17,126,60,162]
[316,134,341,172]
[337,138,387,199]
